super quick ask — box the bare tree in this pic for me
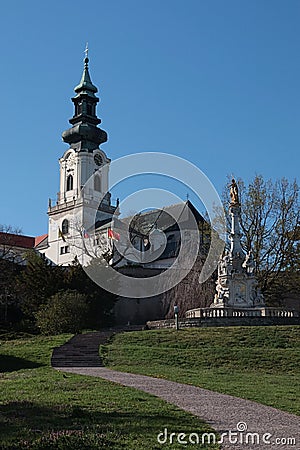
[68,212,156,268]
[161,255,216,318]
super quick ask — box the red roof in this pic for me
[34,234,48,247]
[0,232,35,249]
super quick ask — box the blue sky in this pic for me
[0,0,299,236]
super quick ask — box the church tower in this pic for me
[45,49,117,265]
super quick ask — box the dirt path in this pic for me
[55,365,299,449]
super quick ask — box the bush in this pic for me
[35,290,89,335]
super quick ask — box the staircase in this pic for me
[51,326,144,368]
[51,331,113,368]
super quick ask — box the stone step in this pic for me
[53,362,102,365]
[51,327,144,368]
[51,331,113,368]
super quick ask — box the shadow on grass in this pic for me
[0,399,191,431]
[0,355,42,373]
[0,400,209,449]
[0,401,125,449]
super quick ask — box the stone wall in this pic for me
[114,295,165,325]
[114,267,165,325]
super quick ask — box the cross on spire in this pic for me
[84,42,89,59]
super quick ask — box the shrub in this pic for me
[35,290,89,335]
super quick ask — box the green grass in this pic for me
[0,334,218,449]
[103,325,300,415]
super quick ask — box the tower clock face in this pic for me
[94,153,103,166]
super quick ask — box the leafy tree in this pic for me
[16,253,117,330]
[17,251,65,320]
[36,290,89,335]
[0,225,24,325]
[0,260,22,325]
[0,223,118,330]
[64,258,118,328]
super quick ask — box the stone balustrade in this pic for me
[185,307,298,319]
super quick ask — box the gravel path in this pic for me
[56,366,299,449]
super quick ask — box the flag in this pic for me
[83,228,90,239]
[108,228,120,241]
[58,228,66,242]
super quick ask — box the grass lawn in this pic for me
[103,325,300,415]
[0,334,218,449]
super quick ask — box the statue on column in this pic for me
[219,250,231,276]
[210,176,265,309]
[230,178,240,205]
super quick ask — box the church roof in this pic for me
[120,200,205,237]
[34,234,48,248]
[0,232,35,249]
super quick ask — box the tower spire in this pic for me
[62,49,107,152]
[74,45,98,97]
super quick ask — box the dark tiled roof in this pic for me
[0,232,35,249]
[122,201,205,236]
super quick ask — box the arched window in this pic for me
[62,219,69,235]
[94,175,101,192]
[67,175,73,191]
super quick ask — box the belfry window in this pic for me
[94,175,101,192]
[62,219,69,235]
[76,102,82,115]
[87,103,92,115]
[67,175,73,191]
